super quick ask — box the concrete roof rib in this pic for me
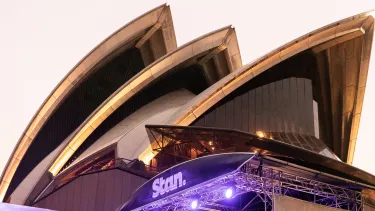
[0,4,176,202]
[168,11,374,165]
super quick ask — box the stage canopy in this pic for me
[120,153,255,211]
[119,152,370,210]
[145,125,375,187]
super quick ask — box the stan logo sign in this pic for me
[152,172,186,198]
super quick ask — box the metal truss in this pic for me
[239,163,363,211]
[134,162,364,211]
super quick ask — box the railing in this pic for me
[116,158,163,177]
[34,157,162,205]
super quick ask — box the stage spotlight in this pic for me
[191,200,198,209]
[225,188,233,199]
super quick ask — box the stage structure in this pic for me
[119,152,365,211]
[117,125,375,211]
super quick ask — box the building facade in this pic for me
[0,4,374,211]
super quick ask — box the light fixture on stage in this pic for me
[225,188,234,199]
[256,131,265,138]
[191,200,198,209]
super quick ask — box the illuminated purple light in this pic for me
[191,200,198,209]
[225,188,233,199]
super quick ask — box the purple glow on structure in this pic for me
[191,200,198,209]
[225,188,233,199]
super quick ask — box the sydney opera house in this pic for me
[1,4,375,211]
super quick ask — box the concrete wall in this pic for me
[193,78,315,136]
[70,89,195,166]
[33,169,146,211]
[0,203,54,211]
[365,205,375,211]
[274,195,345,211]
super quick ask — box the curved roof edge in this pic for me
[140,11,374,166]
[48,25,241,176]
[69,89,195,168]
[9,137,68,205]
[0,4,176,202]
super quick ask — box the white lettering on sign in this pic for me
[152,172,186,198]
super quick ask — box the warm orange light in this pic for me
[212,147,215,150]
[208,141,213,146]
[256,131,265,138]
[139,147,155,165]
[0,181,9,202]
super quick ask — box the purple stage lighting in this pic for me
[225,188,233,199]
[191,200,198,209]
